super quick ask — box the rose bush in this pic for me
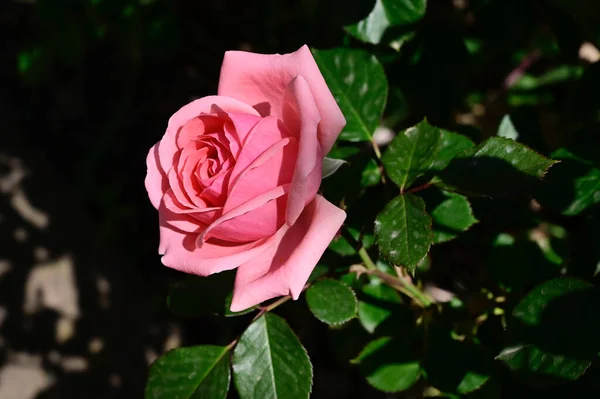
[145,45,346,311]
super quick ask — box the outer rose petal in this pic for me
[229,195,346,312]
[218,45,346,154]
[145,143,167,209]
[159,217,273,276]
[282,75,323,225]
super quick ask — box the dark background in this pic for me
[1,0,599,398]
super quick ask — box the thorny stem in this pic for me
[350,264,433,307]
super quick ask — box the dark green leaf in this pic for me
[429,191,477,244]
[537,148,600,215]
[329,227,374,257]
[424,325,495,395]
[358,280,406,334]
[312,48,387,142]
[485,233,562,293]
[498,278,600,385]
[352,337,421,392]
[233,313,312,399]
[345,0,427,45]
[224,293,257,317]
[306,279,358,325]
[145,346,230,399]
[167,273,233,318]
[383,120,474,191]
[435,137,557,197]
[361,158,382,187]
[374,194,433,272]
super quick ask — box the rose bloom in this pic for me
[145,45,346,311]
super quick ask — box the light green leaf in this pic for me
[352,337,421,392]
[145,345,230,399]
[233,313,312,399]
[429,191,478,243]
[498,278,600,384]
[374,194,433,273]
[306,279,358,325]
[435,137,557,197]
[312,48,388,143]
[345,0,427,45]
[383,120,474,191]
[322,157,348,179]
[497,115,519,140]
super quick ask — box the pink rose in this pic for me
[145,45,347,311]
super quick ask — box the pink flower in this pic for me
[145,45,346,311]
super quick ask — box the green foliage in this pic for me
[537,148,600,215]
[146,346,230,399]
[233,314,312,399]
[374,193,433,272]
[382,119,474,191]
[108,1,600,397]
[306,279,358,325]
[168,272,256,317]
[497,278,600,385]
[352,337,421,392]
[312,48,388,143]
[427,191,478,243]
[357,280,404,334]
[435,137,557,197]
[345,0,427,45]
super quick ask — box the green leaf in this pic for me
[146,345,230,399]
[352,337,421,392]
[312,48,388,143]
[306,279,358,325]
[537,148,600,216]
[428,191,478,244]
[345,0,427,45]
[358,280,408,334]
[322,157,348,179]
[169,273,257,318]
[435,137,557,197]
[382,120,474,191]
[424,325,495,395]
[361,158,382,187]
[497,115,519,140]
[167,273,233,318]
[328,227,374,257]
[485,232,562,293]
[498,278,600,385]
[224,292,258,317]
[233,313,312,399]
[374,193,433,272]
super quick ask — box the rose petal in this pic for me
[218,45,346,154]
[145,143,167,209]
[282,75,323,226]
[197,184,290,244]
[229,195,346,311]
[225,137,298,212]
[159,217,274,276]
